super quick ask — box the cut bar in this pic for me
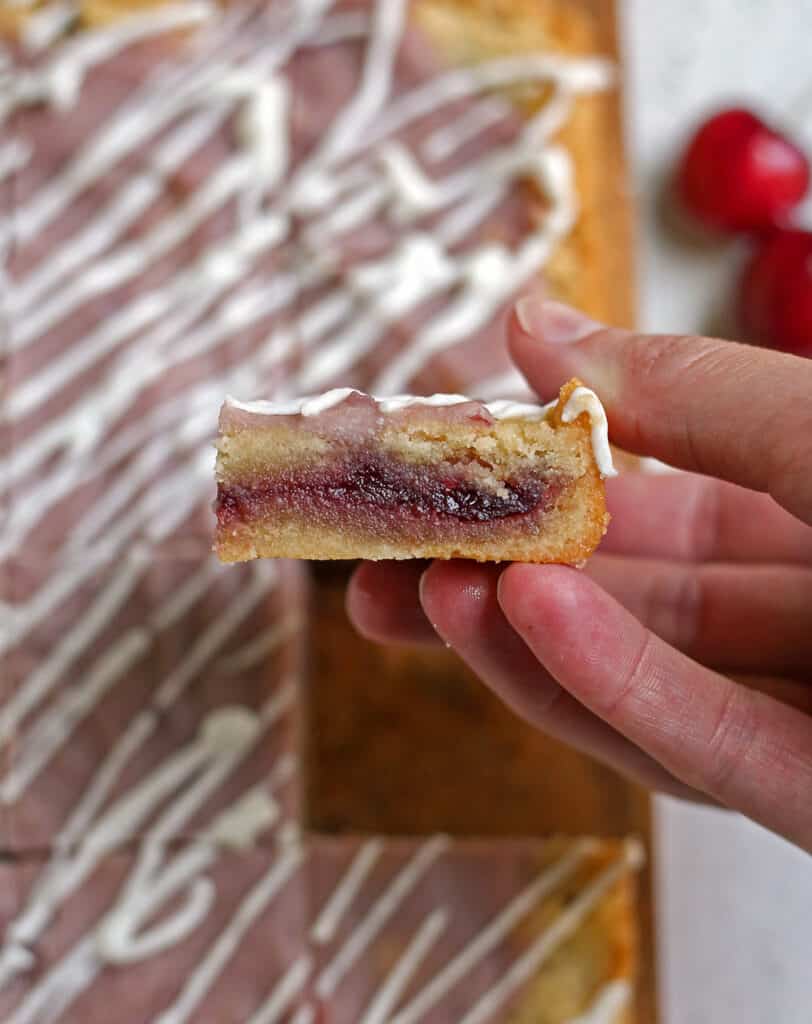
[0,834,642,1023]
[215,379,615,564]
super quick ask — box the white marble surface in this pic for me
[620,2,812,1020]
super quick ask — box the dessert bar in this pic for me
[0,834,641,1023]
[215,379,615,564]
[0,0,649,1018]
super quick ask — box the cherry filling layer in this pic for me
[217,453,564,534]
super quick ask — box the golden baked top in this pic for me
[1,0,211,34]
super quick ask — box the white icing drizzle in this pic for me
[5,3,213,113]
[0,560,293,999]
[0,3,628,1020]
[458,841,644,1024]
[359,909,448,1024]
[0,794,641,1024]
[225,385,617,477]
[214,615,300,673]
[312,0,407,165]
[565,979,632,1024]
[153,846,305,1024]
[96,851,219,964]
[4,934,100,1024]
[288,1007,316,1024]
[310,838,384,945]
[0,0,615,652]
[0,139,31,180]
[0,565,282,801]
[223,72,291,189]
[226,387,554,419]
[423,94,508,162]
[0,555,146,746]
[245,955,314,1024]
[561,384,618,478]
[3,751,296,1024]
[306,11,370,49]
[388,840,592,1024]
[379,141,445,220]
[10,698,291,946]
[0,630,151,804]
[315,835,450,998]
[21,0,77,53]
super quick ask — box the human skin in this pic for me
[347,297,812,852]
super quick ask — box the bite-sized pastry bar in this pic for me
[0,833,642,1023]
[1,0,648,1018]
[215,378,615,564]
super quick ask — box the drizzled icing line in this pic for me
[5,2,215,113]
[0,0,614,567]
[1,833,641,1024]
[0,1,628,1020]
[561,385,617,479]
[225,387,553,418]
[224,384,617,478]
[565,979,632,1024]
[456,839,643,1024]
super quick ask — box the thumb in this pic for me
[508,296,812,525]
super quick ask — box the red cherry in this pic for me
[738,228,812,357]
[676,108,809,232]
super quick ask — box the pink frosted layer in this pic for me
[0,836,638,1022]
[218,390,512,435]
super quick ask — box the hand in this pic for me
[347,298,812,852]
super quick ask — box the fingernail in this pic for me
[418,566,437,628]
[514,297,600,344]
[418,566,429,603]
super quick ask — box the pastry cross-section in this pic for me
[215,379,615,564]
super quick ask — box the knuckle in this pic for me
[686,478,723,561]
[622,337,729,471]
[600,631,656,721]
[698,685,759,800]
[643,568,703,652]
[767,426,812,525]
[627,333,723,395]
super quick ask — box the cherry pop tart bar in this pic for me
[215,378,616,564]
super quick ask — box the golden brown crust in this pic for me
[416,0,636,330]
[508,838,642,1023]
[10,0,633,331]
[297,5,648,1018]
[79,0,183,26]
[7,2,646,1016]
[0,0,221,35]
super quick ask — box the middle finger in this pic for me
[586,554,812,676]
[418,560,708,801]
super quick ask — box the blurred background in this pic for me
[625,2,812,1020]
[1,1,811,1020]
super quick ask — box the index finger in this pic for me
[508,298,812,525]
[498,563,812,851]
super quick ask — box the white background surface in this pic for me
[621,2,812,1020]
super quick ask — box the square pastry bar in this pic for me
[0,834,642,1023]
[215,378,615,564]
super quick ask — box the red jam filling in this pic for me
[217,453,562,530]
